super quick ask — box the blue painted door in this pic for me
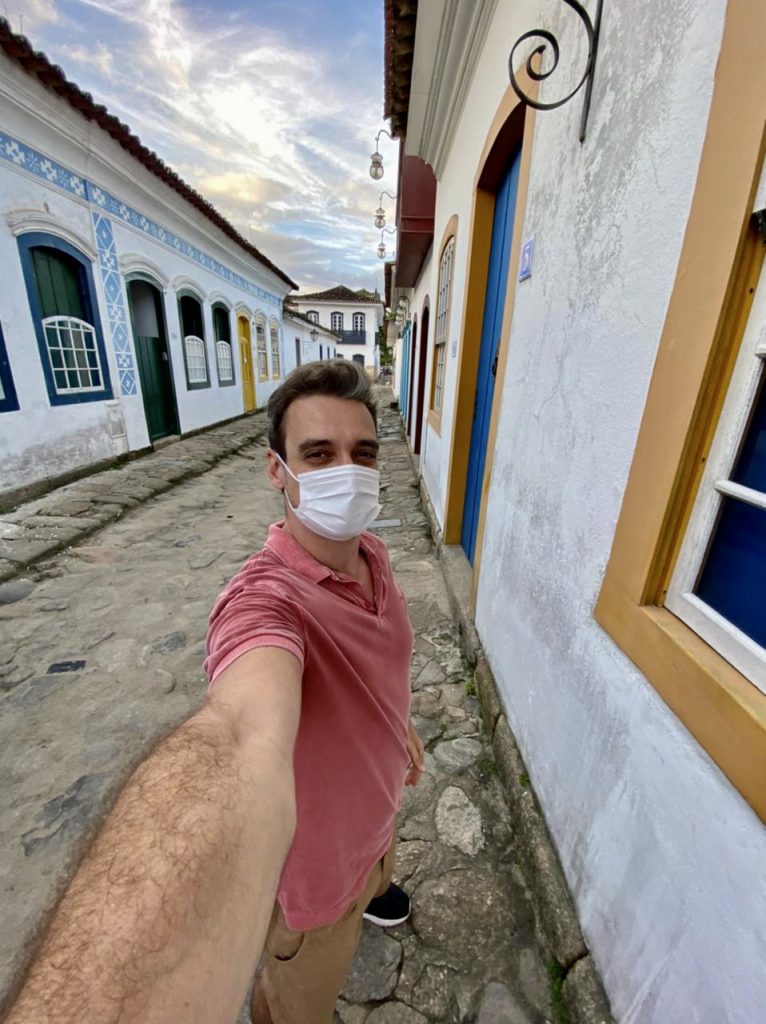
[461,149,522,562]
[400,323,411,425]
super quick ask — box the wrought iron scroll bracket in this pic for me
[509,0,604,143]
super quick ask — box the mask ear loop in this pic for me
[273,451,299,509]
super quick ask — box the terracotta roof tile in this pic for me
[293,285,382,305]
[384,0,418,138]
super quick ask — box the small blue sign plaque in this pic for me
[519,237,534,281]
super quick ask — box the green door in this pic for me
[128,281,178,442]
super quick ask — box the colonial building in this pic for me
[290,285,384,375]
[282,305,338,370]
[384,1,766,1022]
[0,19,296,505]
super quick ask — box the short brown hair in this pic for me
[267,360,378,457]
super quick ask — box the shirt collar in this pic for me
[266,522,334,583]
[265,522,385,592]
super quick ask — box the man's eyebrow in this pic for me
[297,438,334,452]
[296,438,380,452]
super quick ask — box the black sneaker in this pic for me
[363,883,411,927]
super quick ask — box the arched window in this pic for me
[212,304,234,385]
[270,321,281,378]
[18,233,112,405]
[432,237,455,416]
[255,315,268,380]
[307,311,319,324]
[178,292,209,388]
[352,312,365,333]
[331,312,344,332]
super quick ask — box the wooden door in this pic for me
[238,316,256,412]
[128,281,178,442]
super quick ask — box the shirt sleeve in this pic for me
[204,580,306,685]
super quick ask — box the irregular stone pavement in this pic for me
[0,393,556,1023]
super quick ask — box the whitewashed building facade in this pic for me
[0,20,296,506]
[291,286,384,375]
[384,1,766,1022]
[282,306,338,371]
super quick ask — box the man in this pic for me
[3,361,422,1024]
[207,360,423,1022]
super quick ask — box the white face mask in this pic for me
[275,454,381,541]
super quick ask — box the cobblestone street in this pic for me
[0,395,555,1024]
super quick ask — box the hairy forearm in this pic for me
[4,708,296,1024]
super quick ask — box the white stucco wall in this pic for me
[413,0,766,1021]
[291,299,383,371]
[282,315,335,371]
[0,57,291,499]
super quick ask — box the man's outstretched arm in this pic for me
[4,647,302,1024]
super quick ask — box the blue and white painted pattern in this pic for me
[92,213,137,397]
[0,130,87,198]
[1,131,282,307]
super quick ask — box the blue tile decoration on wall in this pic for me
[0,130,87,197]
[2,131,282,308]
[93,213,137,397]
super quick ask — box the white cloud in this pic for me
[19,0,397,293]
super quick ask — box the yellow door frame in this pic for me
[442,74,538,610]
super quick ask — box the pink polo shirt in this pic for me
[204,523,413,930]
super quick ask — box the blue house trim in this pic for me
[0,130,283,308]
[17,232,114,407]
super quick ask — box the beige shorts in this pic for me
[252,842,396,1024]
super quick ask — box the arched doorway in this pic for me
[413,299,430,455]
[441,85,530,571]
[461,147,522,561]
[237,314,256,411]
[127,278,178,442]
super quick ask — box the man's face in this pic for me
[268,395,379,509]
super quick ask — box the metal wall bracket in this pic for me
[509,0,604,143]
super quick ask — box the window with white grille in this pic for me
[307,311,319,324]
[20,238,112,405]
[44,316,103,393]
[256,318,268,378]
[216,340,233,382]
[270,323,281,378]
[184,336,207,384]
[331,312,344,332]
[353,312,365,333]
[432,238,454,415]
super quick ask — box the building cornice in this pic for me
[405,0,499,176]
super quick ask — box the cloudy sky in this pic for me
[11,0,400,293]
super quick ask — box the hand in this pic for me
[405,720,425,786]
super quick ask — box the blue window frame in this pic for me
[695,372,766,647]
[0,321,19,412]
[18,232,113,406]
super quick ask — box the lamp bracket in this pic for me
[509,0,604,143]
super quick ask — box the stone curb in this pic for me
[0,413,268,586]
[406,433,614,1024]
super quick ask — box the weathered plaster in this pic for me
[413,0,766,1021]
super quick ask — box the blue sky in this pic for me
[11,0,400,293]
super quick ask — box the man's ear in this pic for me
[266,449,284,492]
